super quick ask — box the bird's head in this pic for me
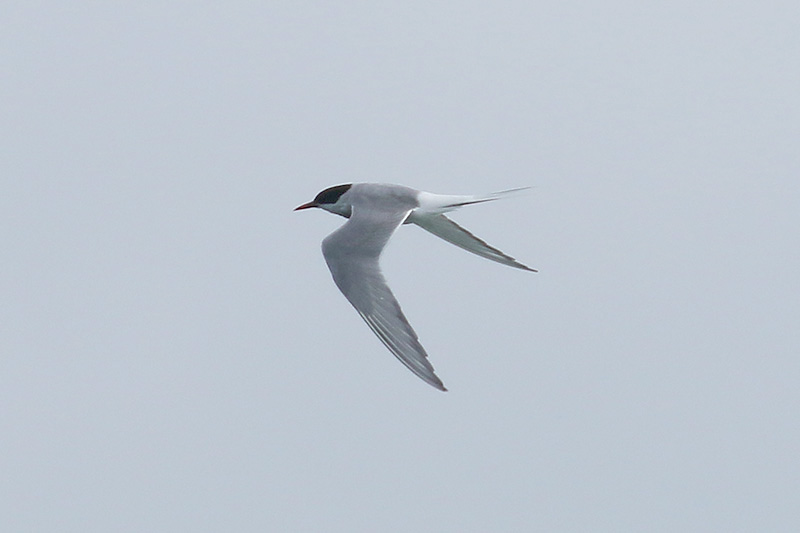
[294,184,353,217]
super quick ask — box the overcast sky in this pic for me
[2,2,799,531]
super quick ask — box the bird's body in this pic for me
[295,183,535,391]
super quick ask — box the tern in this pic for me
[295,183,535,391]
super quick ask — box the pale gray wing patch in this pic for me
[410,213,536,272]
[321,205,447,391]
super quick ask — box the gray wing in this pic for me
[409,212,536,272]
[321,205,447,391]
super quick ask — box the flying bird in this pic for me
[295,183,535,391]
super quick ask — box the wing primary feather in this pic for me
[359,312,446,391]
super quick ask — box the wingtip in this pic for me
[512,262,537,272]
[415,376,447,391]
[428,377,448,392]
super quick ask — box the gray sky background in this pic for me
[2,2,799,531]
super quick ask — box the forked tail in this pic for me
[416,186,531,213]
